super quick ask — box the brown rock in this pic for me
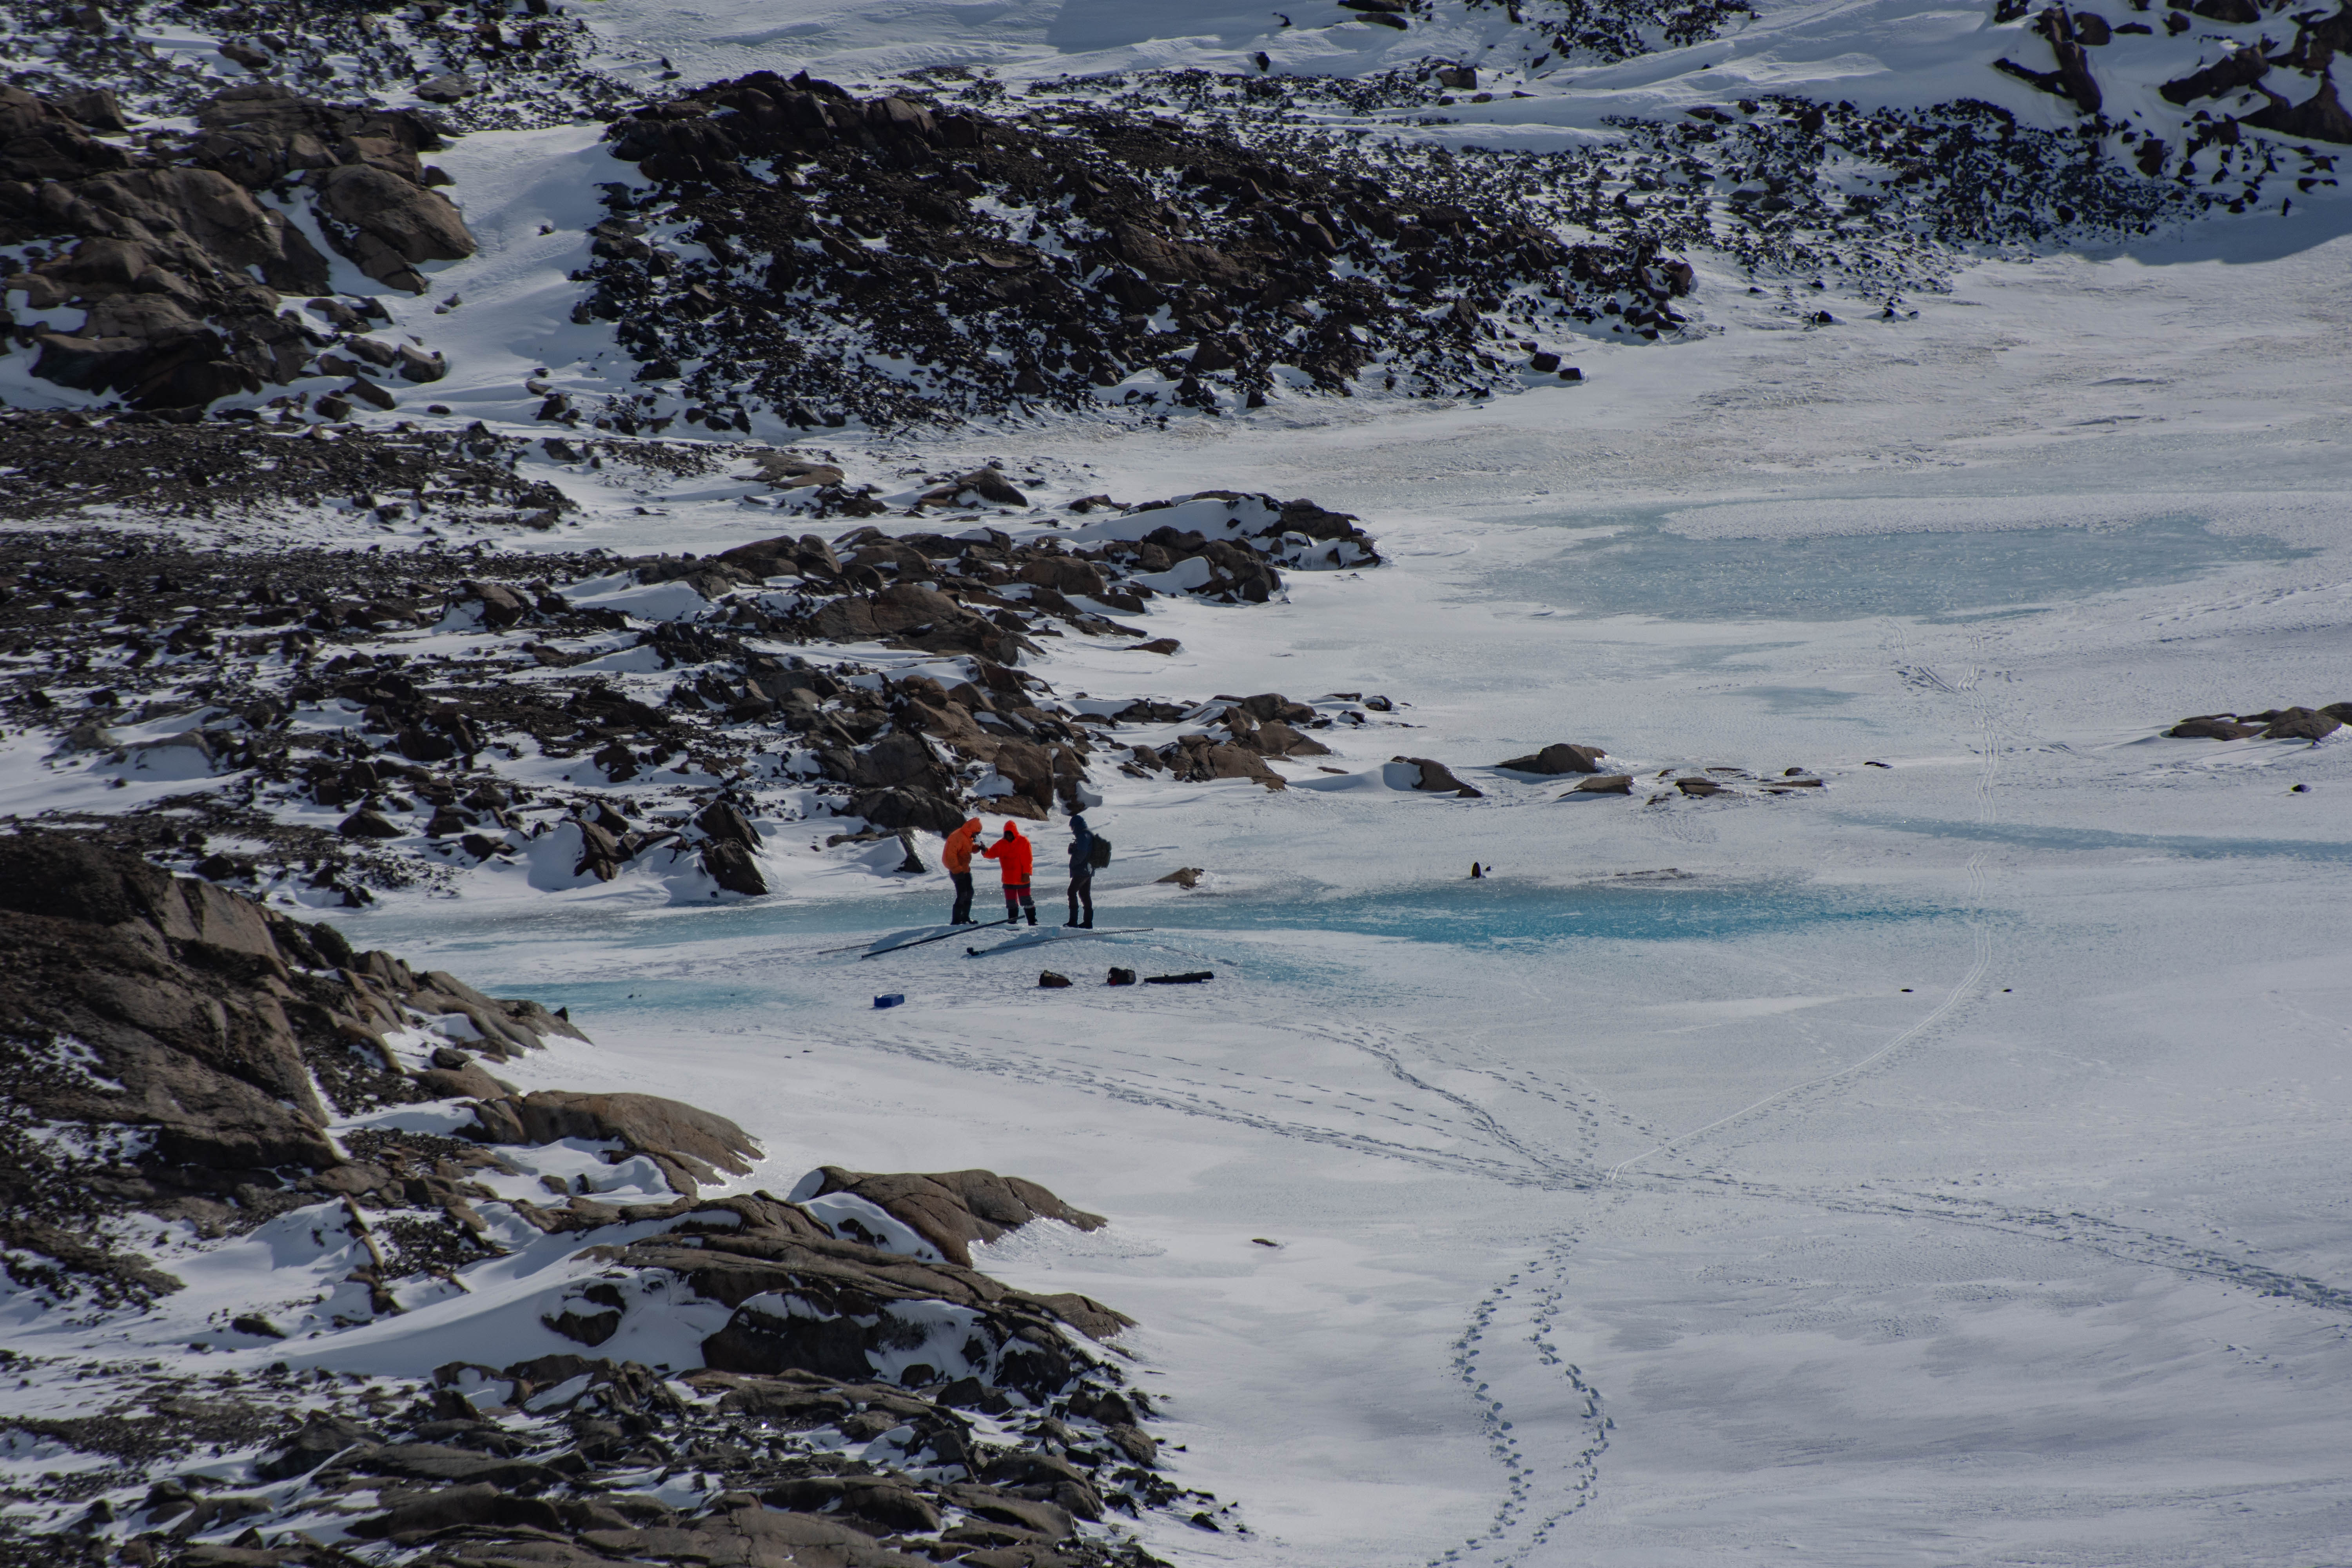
[797,1167,1107,1268]
[491,1091,762,1192]
[2260,706,2342,740]
[1498,742,1605,774]
[702,838,769,896]
[311,164,475,292]
[1394,756,1483,797]
[2167,716,2261,740]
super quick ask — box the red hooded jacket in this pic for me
[980,823,1032,883]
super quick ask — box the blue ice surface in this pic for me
[1856,816,2352,864]
[372,875,1951,1021]
[1497,509,2311,622]
[1097,873,1943,947]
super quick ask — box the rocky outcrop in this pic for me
[797,1166,1108,1267]
[1995,7,2104,114]
[1498,742,1608,775]
[0,839,1203,1559]
[1396,756,1485,798]
[467,1090,761,1197]
[0,834,580,1299]
[0,83,474,411]
[577,72,1686,428]
[2167,704,2346,740]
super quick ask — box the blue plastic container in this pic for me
[873,993,906,1009]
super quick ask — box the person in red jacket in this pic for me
[980,820,1036,926]
[941,817,983,925]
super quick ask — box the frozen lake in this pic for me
[332,237,2352,1567]
[1498,508,2312,622]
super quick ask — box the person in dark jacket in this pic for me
[1064,813,1096,928]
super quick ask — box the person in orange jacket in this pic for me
[942,817,983,925]
[980,820,1036,926]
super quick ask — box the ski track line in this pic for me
[1604,624,2001,1184]
[843,1025,1552,1185]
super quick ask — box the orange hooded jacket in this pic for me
[980,823,1032,883]
[942,819,983,873]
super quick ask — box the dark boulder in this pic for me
[796,1166,1107,1268]
[477,1090,761,1195]
[1497,742,1605,775]
[2167,716,2261,740]
[702,838,769,896]
[256,1414,381,1481]
[1395,756,1483,797]
[2260,706,2341,740]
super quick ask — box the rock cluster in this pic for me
[575,71,1675,428]
[1,82,474,411]
[0,0,630,138]
[0,833,581,1302]
[0,841,1208,1565]
[2167,702,2348,740]
[0,488,1394,902]
[0,410,567,522]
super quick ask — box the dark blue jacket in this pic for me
[1067,817,1094,875]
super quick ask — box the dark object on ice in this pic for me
[1470,862,1484,879]
[1497,742,1605,775]
[2291,783,2311,793]
[867,915,1011,958]
[1395,756,1483,797]
[2167,715,2260,739]
[1143,971,1214,984]
[1157,867,1203,888]
[874,993,905,1009]
[1038,971,1072,988]
[1864,760,1892,768]
[1250,1237,1279,1247]
[1566,774,1634,796]
[1107,967,1137,986]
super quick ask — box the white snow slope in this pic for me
[8,3,2352,1566]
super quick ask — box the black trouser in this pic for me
[1067,873,1093,926]
[949,870,974,924]
[1004,882,1036,924]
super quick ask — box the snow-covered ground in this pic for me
[302,223,2352,1564]
[10,0,2352,1561]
